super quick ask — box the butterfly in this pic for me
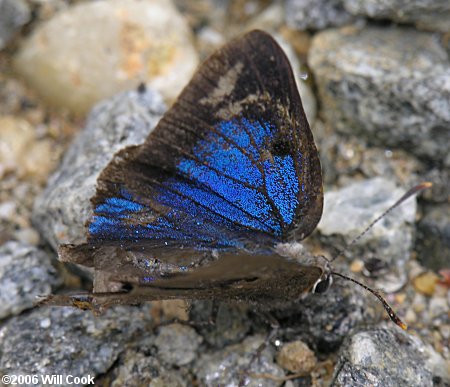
[42,29,414,329]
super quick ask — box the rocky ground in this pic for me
[0,0,449,386]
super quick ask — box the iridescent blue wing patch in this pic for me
[60,30,323,280]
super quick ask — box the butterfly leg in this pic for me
[37,289,157,315]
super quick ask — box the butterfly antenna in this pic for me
[329,182,432,330]
[330,182,432,263]
[332,271,407,329]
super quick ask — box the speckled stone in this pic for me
[194,335,284,387]
[332,326,450,386]
[344,0,450,32]
[313,119,424,187]
[285,0,355,30]
[276,340,317,373]
[318,177,417,291]
[154,323,203,367]
[110,350,187,387]
[32,87,165,252]
[0,305,153,379]
[13,0,198,115]
[309,26,450,162]
[0,241,61,319]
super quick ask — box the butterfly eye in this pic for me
[312,274,333,294]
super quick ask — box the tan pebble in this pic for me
[161,299,189,321]
[0,116,35,174]
[14,227,40,245]
[404,308,417,324]
[0,116,55,182]
[276,340,317,374]
[350,259,364,273]
[413,271,439,296]
[22,139,55,182]
[395,293,407,304]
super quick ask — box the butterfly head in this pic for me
[311,260,333,294]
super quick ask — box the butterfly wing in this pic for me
[44,252,324,308]
[61,30,323,272]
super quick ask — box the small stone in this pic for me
[394,293,406,305]
[350,259,364,273]
[285,0,355,30]
[32,87,165,251]
[1,116,33,174]
[39,317,51,329]
[0,241,61,319]
[412,293,427,314]
[0,201,16,221]
[318,177,416,287]
[194,335,284,387]
[154,324,203,367]
[160,299,189,321]
[333,326,450,386]
[404,308,417,325]
[0,304,153,378]
[344,0,450,32]
[110,351,186,387]
[413,271,440,296]
[428,297,449,319]
[244,2,285,33]
[309,26,450,162]
[14,0,198,116]
[0,0,30,49]
[14,227,40,245]
[0,116,55,182]
[276,340,317,374]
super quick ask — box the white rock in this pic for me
[14,0,198,116]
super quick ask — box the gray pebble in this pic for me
[309,26,450,162]
[0,304,152,383]
[285,0,355,30]
[318,177,416,291]
[0,241,61,319]
[332,326,450,386]
[111,351,187,387]
[194,335,284,387]
[154,323,203,367]
[344,0,450,32]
